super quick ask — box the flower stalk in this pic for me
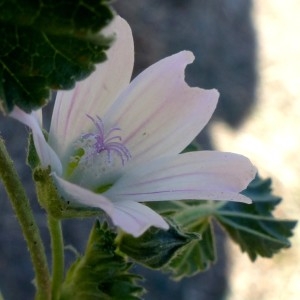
[0,137,51,300]
[48,216,64,300]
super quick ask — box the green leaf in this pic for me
[119,173,297,280]
[163,221,216,280]
[118,223,195,269]
[0,0,114,113]
[215,176,297,260]
[145,176,297,278]
[60,221,144,300]
[118,216,216,280]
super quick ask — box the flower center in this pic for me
[66,115,131,184]
[80,115,131,165]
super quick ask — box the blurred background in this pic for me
[0,0,299,299]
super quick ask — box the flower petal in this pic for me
[52,174,168,237]
[110,200,169,237]
[10,107,62,174]
[49,16,134,161]
[103,51,219,166]
[105,151,257,203]
[52,173,113,215]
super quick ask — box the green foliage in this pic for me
[118,216,216,280]
[60,221,144,300]
[118,223,198,269]
[215,176,297,260]
[119,176,297,279]
[0,0,114,113]
[163,221,215,280]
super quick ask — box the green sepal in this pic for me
[27,131,104,219]
[60,221,144,300]
[33,166,103,219]
[215,176,297,260]
[117,221,202,270]
[0,0,114,113]
[27,131,41,170]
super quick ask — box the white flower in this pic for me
[11,16,256,237]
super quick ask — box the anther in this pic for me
[80,115,131,166]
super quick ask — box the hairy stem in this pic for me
[0,138,51,300]
[48,216,64,300]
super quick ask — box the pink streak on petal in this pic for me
[103,51,219,166]
[106,151,257,204]
[49,16,134,162]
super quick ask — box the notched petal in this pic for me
[104,51,219,166]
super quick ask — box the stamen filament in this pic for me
[80,115,131,166]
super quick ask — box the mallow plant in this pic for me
[0,4,296,300]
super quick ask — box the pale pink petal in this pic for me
[110,200,169,237]
[10,107,62,174]
[49,16,134,161]
[103,51,219,166]
[34,109,43,127]
[52,173,113,215]
[53,174,168,237]
[105,151,257,204]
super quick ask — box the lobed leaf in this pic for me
[163,221,216,280]
[215,176,297,260]
[118,223,195,269]
[0,0,114,113]
[126,176,296,279]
